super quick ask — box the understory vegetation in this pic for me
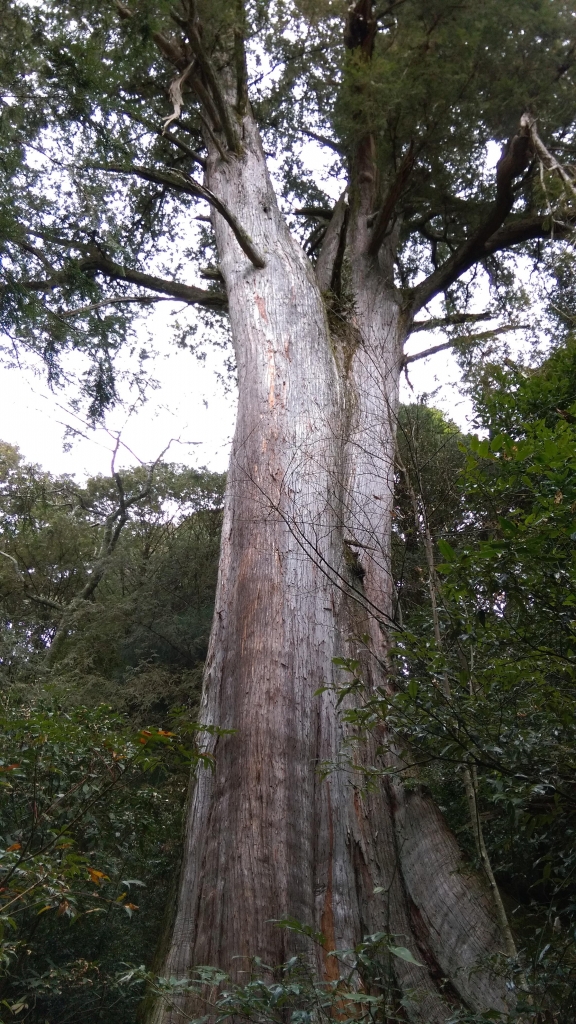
[1,334,575,1021]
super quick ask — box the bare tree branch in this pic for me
[403,324,527,366]
[58,296,178,318]
[411,311,497,332]
[527,115,576,199]
[298,129,346,155]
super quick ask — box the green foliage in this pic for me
[0,699,202,1021]
[2,0,576,408]
[0,451,224,1021]
[133,925,427,1024]
[0,445,225,716]
[393,404,467,621]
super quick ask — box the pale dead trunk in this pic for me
[149,114,513,1024]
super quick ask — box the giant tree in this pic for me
[2,1,576,1019]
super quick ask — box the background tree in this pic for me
[2,1,576,1020]
[0,447,224,1021]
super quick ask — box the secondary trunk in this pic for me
[149,113,513,1024]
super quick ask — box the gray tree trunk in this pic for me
[149,113,513,1024]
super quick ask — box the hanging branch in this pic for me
[163,60,197,132]
[97,164,266,268]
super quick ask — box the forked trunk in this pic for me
[150,114,513,1024]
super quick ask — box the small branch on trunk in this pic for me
[200,267,224,282]
[403,324,527,365]
[367,142,415,257]
[97,164,265,268]
[294,206,335,220]
[411,115,535,313]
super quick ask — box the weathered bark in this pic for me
[149,112,513,1024]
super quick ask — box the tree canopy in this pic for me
[1,0,576,412]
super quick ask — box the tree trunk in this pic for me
[149,113,513,1024]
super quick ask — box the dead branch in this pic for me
[527,115,576,200]
[163,61,197,132]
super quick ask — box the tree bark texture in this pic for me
[150,114,513,1024]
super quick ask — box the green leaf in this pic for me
[388,945,423,966]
